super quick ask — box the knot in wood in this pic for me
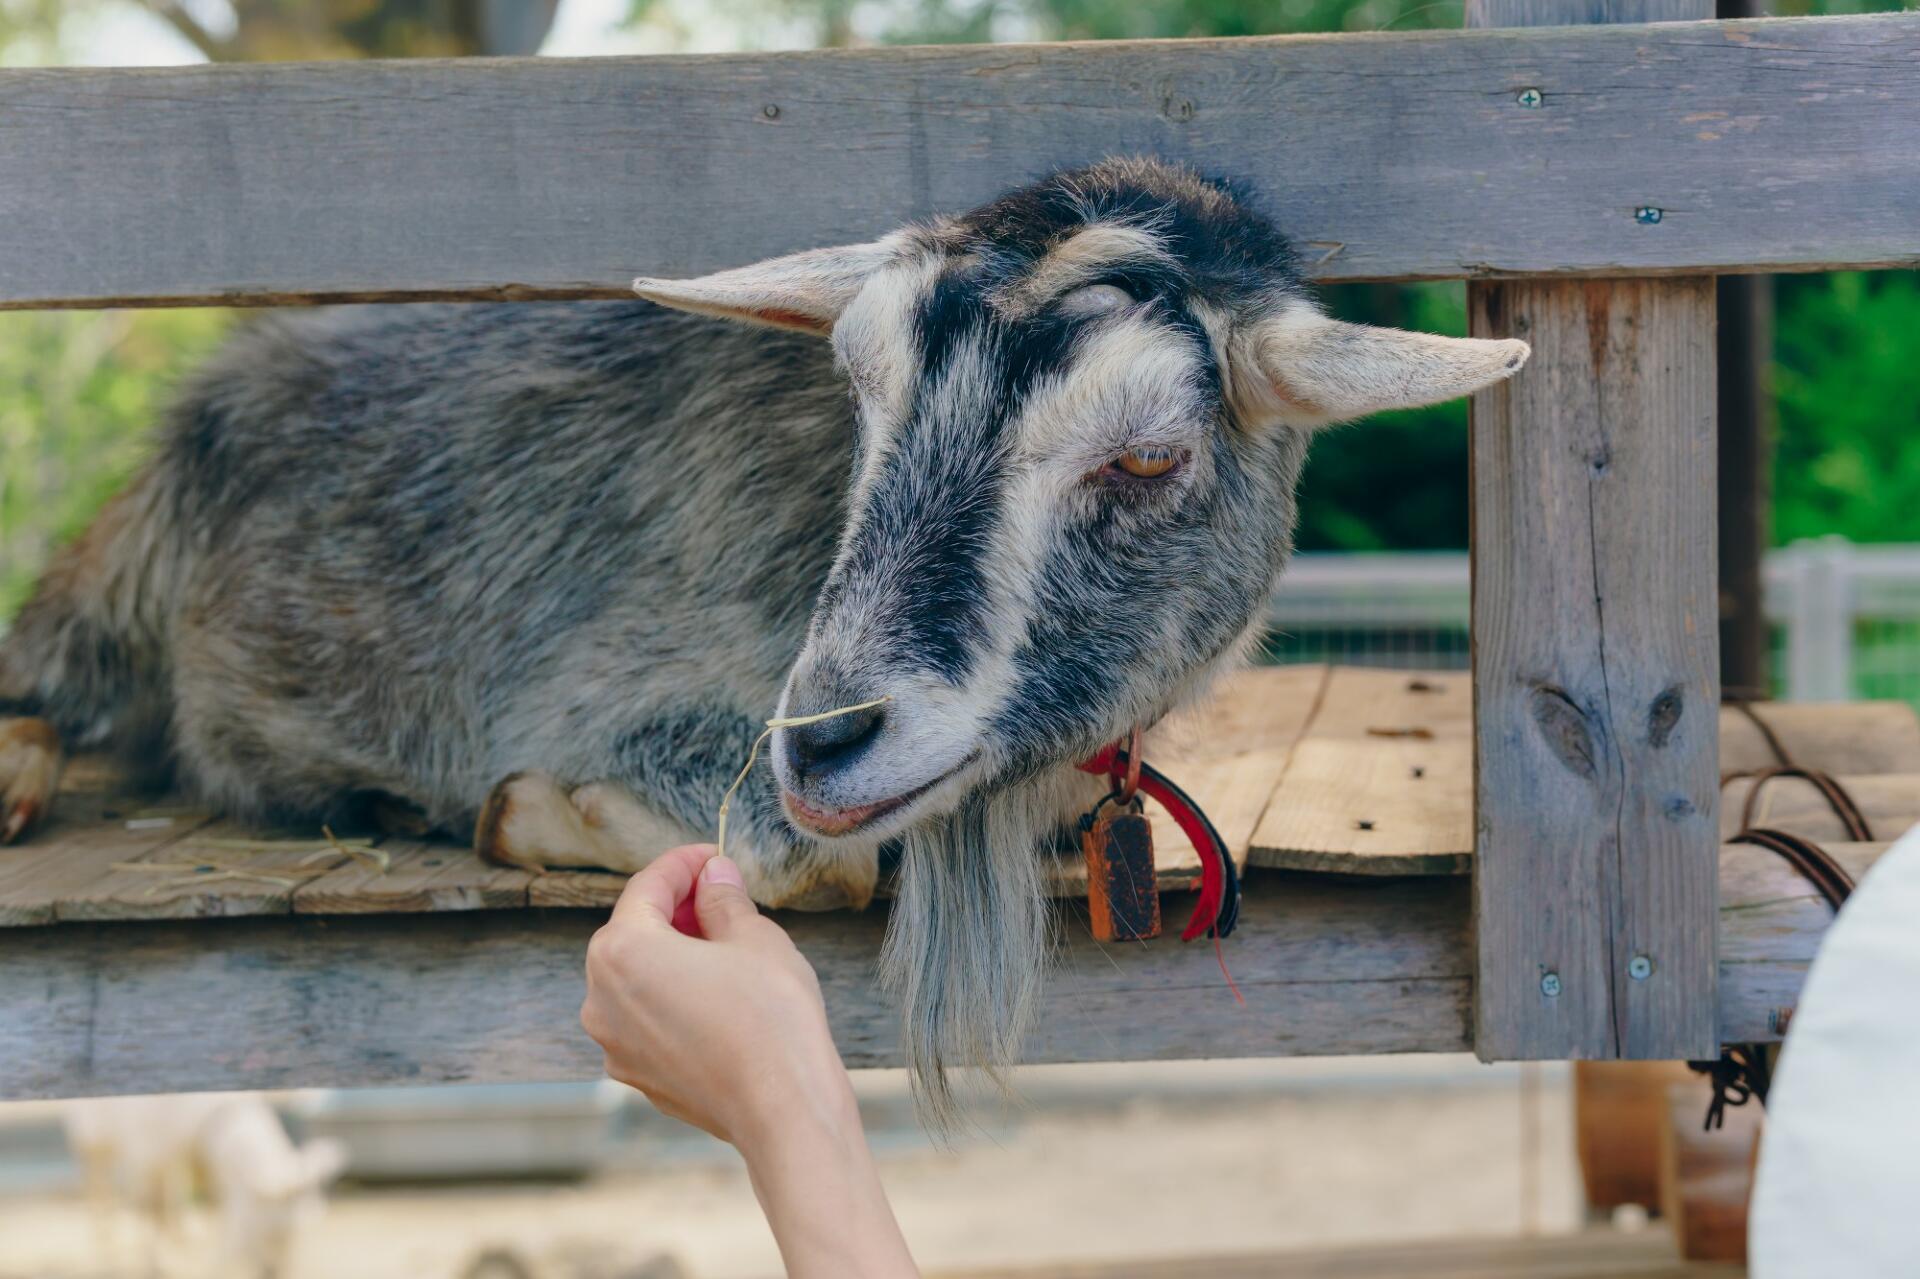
[1529,685,1599,780]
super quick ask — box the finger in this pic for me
[692,855,762,941]
[608,844,716,928]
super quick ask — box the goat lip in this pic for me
[781,756,979,838]
[783,790,912,838]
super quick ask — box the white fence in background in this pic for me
[1265,538,1920,705]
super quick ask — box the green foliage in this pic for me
[0,0,559,64]
[0,311,230,616]
[1773,271,1920,543]
[876,0,1452,43]
[0,0,67,65]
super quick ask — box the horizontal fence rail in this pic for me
[1,13,1917,310]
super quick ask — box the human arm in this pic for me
[581,844,918,1279]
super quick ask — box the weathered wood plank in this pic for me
[0,838,1876,1100]
[54,818,353,923]
[1,14,1916,310]
[1468,0,1721,1066]
[1252,668,1471,876]
[1133,662,1329,884]
[293,836,534,914]
[0,772,214,927]
[1720,700,1920,776]
[1469,279,1721,1060]
[0,876,1473,1099]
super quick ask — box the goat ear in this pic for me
[633,240,896,337]
[1233,304,1530,428]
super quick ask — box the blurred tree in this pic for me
[0,310,231,614]
[143,0,561,60]
[1,0,560,62]
[0,0,563,616]
[885,0,1455,43]
[1774,271,1920,543]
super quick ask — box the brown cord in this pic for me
[1729,828,1856,913]
[1727,766,1877,843]
[1694,694,1864,1128]
[1726,697,1792,769]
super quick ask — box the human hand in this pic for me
[581,844,918,1277]
[580,844,854,1148]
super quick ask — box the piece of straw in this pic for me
[109,821,393,899]
[715,696,892,859]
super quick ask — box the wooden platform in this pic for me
[0,663,1337,924]
[16,664,1912,925]
[2,665,1909,1100]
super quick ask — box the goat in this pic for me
[0,159,1526,1123]
[64,1093,346,1278]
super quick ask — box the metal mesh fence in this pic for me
[1268,542,1920,710]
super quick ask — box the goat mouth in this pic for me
[781,756,978,838]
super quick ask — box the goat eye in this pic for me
[1057,283,1134,316]
[1111,446,1180,480]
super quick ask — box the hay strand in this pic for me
[715,696,892,859]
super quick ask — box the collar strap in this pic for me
[1078,742,1241,941]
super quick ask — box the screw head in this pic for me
[1629,954,1654,981]
[1635,206,1664,225]
[761,103,781,119]
[1516,87,1543,108]
[1540,972,1563,998]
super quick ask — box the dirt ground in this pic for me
[0,1056,1583,1279]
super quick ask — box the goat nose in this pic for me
[783,701,887,782]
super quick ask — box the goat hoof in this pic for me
[475,771,561,870]
[0,717,63,845]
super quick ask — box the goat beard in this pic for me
[880,775,1066,1135]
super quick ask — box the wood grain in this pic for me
[1469,275,1722,1060]
[1720,700,1920,776]
[0,777,214,926]
[1252,668,1471,876]
[55,818,352,923]
[1468,0,1721,1064]
[292,836,534,914]
[0,837,1879,1100]
[0,875,1472,1099]
[1136,663,1329,882]
[1,14,1917,310]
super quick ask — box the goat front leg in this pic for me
[476,771,878,911]
[0,715,64,844]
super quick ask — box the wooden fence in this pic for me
[2,2,1917,1087]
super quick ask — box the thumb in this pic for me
[693,856,761,940]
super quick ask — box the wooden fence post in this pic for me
[1467,0,1721,1060]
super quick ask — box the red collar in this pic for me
[1077,740,1240,941]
